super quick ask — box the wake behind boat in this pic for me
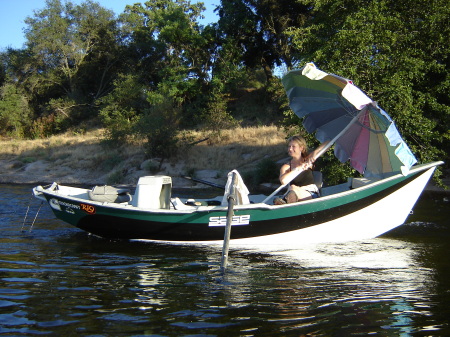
[31,64,443,245]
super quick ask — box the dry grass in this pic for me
[0,126,289,184]
[179,126,288,170]
[0,129,104,158]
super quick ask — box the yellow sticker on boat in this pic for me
[80,203,96,215]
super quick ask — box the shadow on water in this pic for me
[1,184,449,336]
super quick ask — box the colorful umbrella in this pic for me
[282,63,417,178]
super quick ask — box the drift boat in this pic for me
[32,162,441,244]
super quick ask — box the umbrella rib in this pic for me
[354,120,387,134]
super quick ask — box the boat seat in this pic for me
[170,197,195,210]
[313,171,323,196]
[349,177,380,189]
[88,185,132,203]
[313,171,322,188]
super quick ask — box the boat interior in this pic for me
[35,171,384,211]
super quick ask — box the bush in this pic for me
[100,104,138,143]
[137,98,182,160]
[0,84,33,138]
[98,74,147,143]
[244,158,279,190]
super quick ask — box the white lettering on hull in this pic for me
[208,215,250,227]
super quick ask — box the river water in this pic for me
[1,184,449,336]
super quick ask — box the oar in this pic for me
[181,175,225,189]
[262,109,366,204]
[220,171,237,273]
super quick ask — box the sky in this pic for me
[0,0,220,50]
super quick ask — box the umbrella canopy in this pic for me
[282,63,417,178]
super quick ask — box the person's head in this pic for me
[287,135,309,158]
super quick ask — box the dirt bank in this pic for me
[0,126,287,189]
[0,127,447,193]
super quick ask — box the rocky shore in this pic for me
[0,156,228,189]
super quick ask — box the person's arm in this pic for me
[307,141,330,164]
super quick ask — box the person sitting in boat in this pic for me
[274,135,327,205]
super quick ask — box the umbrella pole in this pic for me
[262,109,365,204]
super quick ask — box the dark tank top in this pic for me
[289,162,315,187]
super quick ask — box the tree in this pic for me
[217,0,309,79]
[119,0,221,128]
[23,0,122,122]
[0,83,32,137]
[98,0,221,157]
[98,73,144,142]
[287,0,449,181]
[120,0,213,82]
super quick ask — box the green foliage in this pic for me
[90,149,124,173]
[0,84,32,138]
[120,0,211,82]
[100,105,138,143]
[218,0,309,76]
[244,158,279,190]
[107,169,127,185]
[142,159,161,174]
[0,0,447,185]
[31,112,66,138]
[137,97,182,159]
[256,158,279,183]
[24,0,120,99]
[316,150,358,186]
[19,157,37,164]
[289,0,449,167]
[99,74,144,142]
[283,0,449,185]
[116,0,223,159]
[12,0,123,134]
[200,86,238,137]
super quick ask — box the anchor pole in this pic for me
[21,196,33,231]
[29,201,43,232]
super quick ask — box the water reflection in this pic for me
[228,239,439,335]
[0,184,449,336]
[106,237,440,336]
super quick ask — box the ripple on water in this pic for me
[0,185,449,336]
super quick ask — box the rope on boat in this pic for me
[220,171,237,273]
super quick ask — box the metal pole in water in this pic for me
[21,194,35,231]
[29,201,43,232]
[220,172,237,272]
